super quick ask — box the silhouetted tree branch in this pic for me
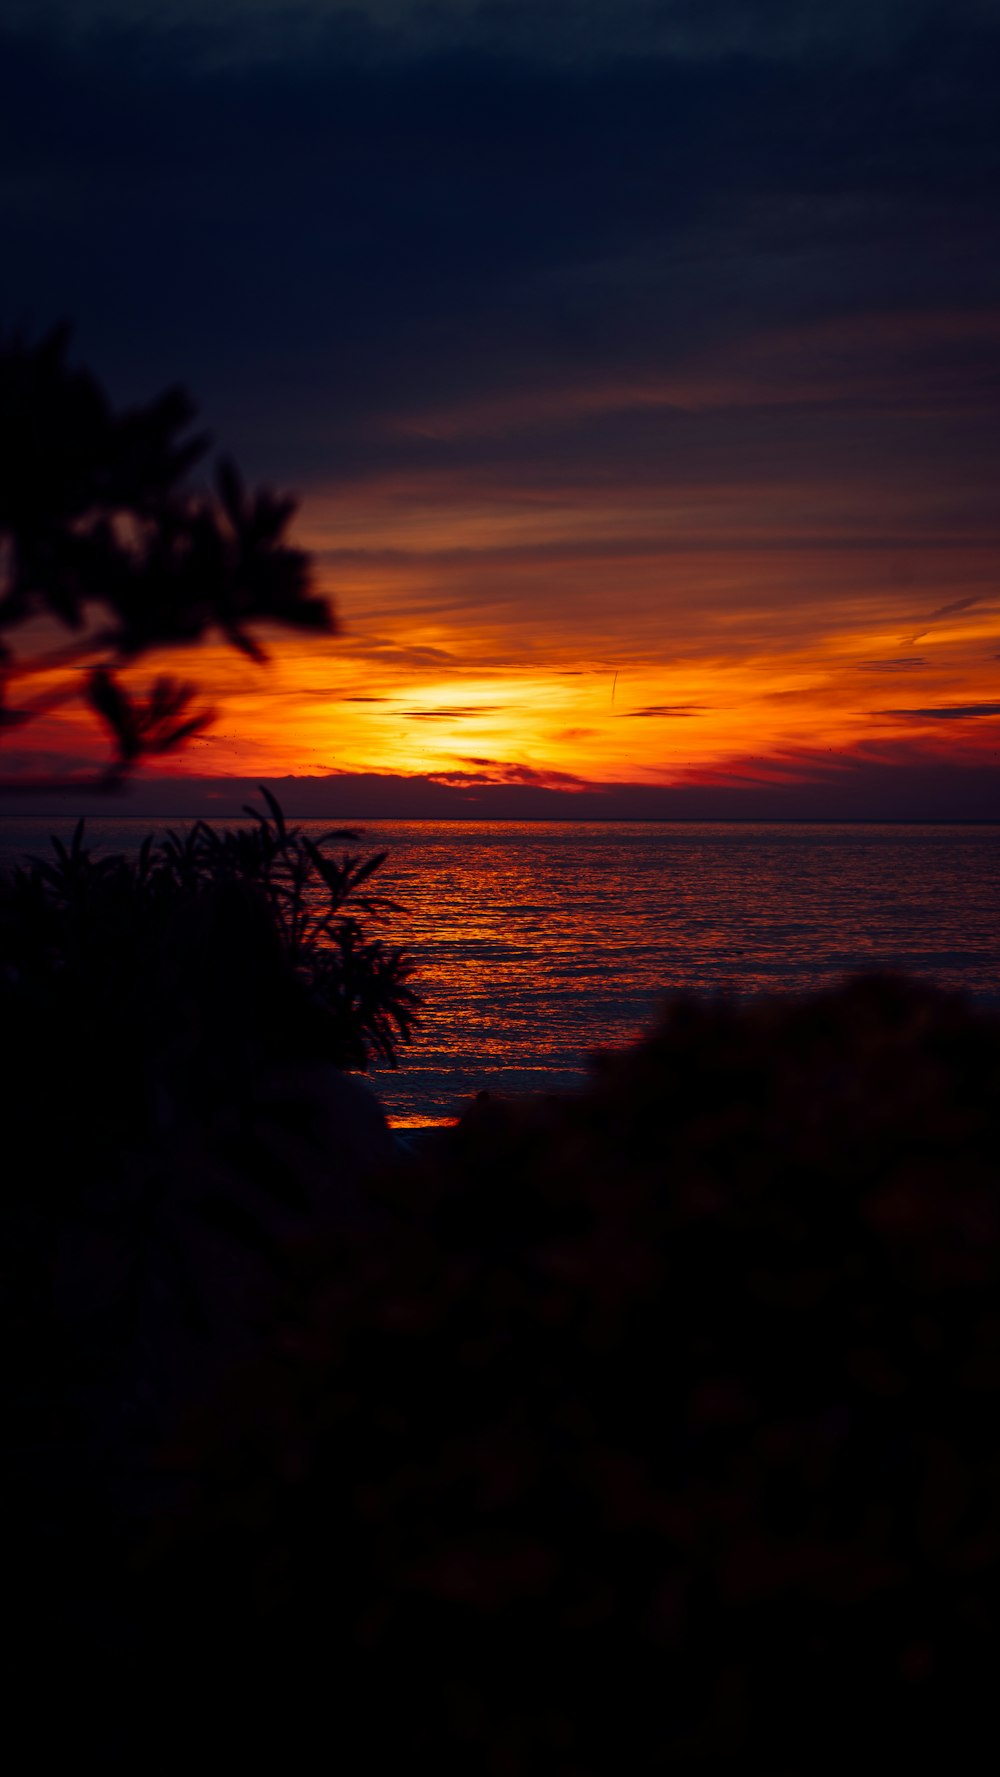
[0,325,336,787]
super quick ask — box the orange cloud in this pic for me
[12,354,1000,796]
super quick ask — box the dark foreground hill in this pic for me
[8,973,1000,1769]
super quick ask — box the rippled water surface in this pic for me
[2,817,998,1124]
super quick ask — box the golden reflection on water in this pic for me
[351,821,1000,1126]
[1,816,997,1126]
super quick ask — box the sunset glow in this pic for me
[2,3,998,816]
[20,469,1000,798]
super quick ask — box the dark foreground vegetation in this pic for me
[5,919,1000,1766]
[2,801,419,1732]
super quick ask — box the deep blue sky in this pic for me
[6,1,999,477]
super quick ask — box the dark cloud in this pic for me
[856,657,928,671]
[1,3,997,496]
[286,688,383,699]
[618,704,709,716]
[341,639,460,667]
[908,594,983,643]
[874,703,1000,719]
[5,3,996,71]
[918,595,983,624]
[403,706,502,719]
[5,749,999,822]
[429,758,589,788]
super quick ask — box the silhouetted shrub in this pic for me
[1,792,417,1677]
[0,786,417,1081]
[127,976,1000,1771]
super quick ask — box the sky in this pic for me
[2,0,999,814]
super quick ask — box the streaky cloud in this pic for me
[618,704,710,718]
[403,705,502,720]
[908,594,982,643]
[873,702,1000,720]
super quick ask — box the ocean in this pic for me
[2,815,998,1126]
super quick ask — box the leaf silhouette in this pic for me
[0,331,338,785]
[87,666,140,763]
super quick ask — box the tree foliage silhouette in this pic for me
[2,785,419,1073]
[0,326,334,783]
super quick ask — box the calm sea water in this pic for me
[2,816,998,1126]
